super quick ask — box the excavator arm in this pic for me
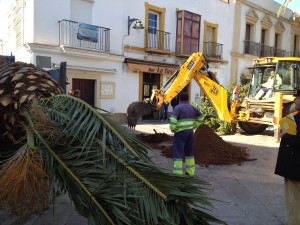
[150,52,234,123]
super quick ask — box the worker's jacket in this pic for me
[262,74,282,89]
[275,111,300,181]
[169,102,204,133]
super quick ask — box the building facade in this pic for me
[0,0,298,122]
[232,0,300,81]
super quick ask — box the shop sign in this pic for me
[128,63,176,75]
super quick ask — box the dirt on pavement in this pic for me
[137,124,256,167]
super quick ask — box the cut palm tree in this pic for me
[0,63,226,225]
[24,96,225,225]
[0,61,62,144]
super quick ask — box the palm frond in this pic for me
[16,95,226,225]
[0,143,48,216]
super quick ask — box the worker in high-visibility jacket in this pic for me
[169,92,205,176]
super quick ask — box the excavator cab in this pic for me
[248,59,300,99]
[247,66,276,99]
[237,57,300,136]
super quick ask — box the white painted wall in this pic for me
[1,0,296,117]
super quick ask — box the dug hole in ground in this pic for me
[131,121,285,225]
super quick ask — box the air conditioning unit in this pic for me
[36,56,51,68]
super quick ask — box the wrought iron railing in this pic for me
[59,19,110,52]
[243,41,288,57]
[285,51,300,57]
[244,40,260,56]
[260,44,273,57]
[273,48,286,57]
[203,42,223,59]
[146,28,170,51]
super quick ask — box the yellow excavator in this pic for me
[127,52,300,140]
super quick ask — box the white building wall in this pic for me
[1,0,297,121]
[232,0,296,82]
[33,0,70,45]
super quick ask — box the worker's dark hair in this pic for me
[179,92,189,101]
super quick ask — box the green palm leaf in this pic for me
[20,95,226,225]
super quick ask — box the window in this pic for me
[148,11,159,48]
[145,3,166,50]
[260,15,272,56]
[245,24,251,41]
[274,32,285,56]
[275,33,279,48]
[244,24,253,54]
[206,27,215,42]
[148,12,158,34]
[176,10,201,55]
[203,21,220,58]
[261,29,266,44]
[260,29,271,57]
[244,10,259,55]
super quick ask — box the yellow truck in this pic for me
[128,52,300,140]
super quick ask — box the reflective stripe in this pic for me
[173,168,183,175]
[185,156,195,166]
[169,116,178,131]
[173,159,183,175]
[194,116,205,129]
[170,116,205,133]
[186,167,195,176]
[169,116,177,122]
[172,119,195,132]
[186,156,195,176]
[174,159,183,168]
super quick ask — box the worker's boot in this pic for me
[254,89,265,100]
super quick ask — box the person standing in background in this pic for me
[68,89,74,96]
[169,92,205,176]
[159,102,169,121]
[275,89,300,225]
[232,83,240,100]
[74,89,81,98]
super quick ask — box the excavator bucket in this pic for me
[126,101,152,129]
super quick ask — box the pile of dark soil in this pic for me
[136,124,255,167]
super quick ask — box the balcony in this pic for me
[59,19,110,52]
[244,40,260,56]
[274,48,286,57]
[243,41,287,57]
[145,28,171,54]
[259,44,273,57]
[203,42,223,60]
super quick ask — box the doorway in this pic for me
[142,72,160,119]
[72,78,95,106]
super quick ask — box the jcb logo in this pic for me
[210,85,219,96]
[187,61,194,70]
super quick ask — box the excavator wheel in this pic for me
[238,121,268,134]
